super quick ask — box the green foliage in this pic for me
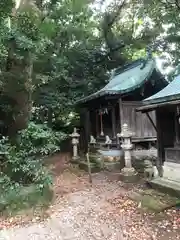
[0,121,66,183]
[0,154,52,212]
[0,0,14,23]
[33,0,109,113]
[19,122,67,156]
[1,0,174,132]
[0,121,66,212]
[0,179,53,213]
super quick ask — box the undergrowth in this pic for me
[0,122,67,214]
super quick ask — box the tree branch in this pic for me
[175,0,180,10]
[159,0,180,10]
[104,0,127,28]
[101,0,127,55]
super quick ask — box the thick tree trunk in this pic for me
[102,1,127,68]
[47,108,53,127]
[5,39,33,138]
[3,0,39,139]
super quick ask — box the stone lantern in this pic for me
[117,123,138,182]
[70,127,80,160]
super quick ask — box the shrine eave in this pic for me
[136,74,180,112]
[76,58,165,105]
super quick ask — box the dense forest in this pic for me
[0,0,180,211]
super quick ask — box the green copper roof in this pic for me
[77,58,158,104]
[144,75,180,104]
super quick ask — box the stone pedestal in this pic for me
[148,148,180,197]
[150,147,180,183]
[98,149,124,172]
[119,167,138,183]
[162,162,180,183]
[149,163,180,197]
[70,127,80,161]
[117,123,138,182]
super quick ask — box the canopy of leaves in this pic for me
[0,0,179,128]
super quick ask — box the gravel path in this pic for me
[0,176,126,240]
[1,168,179,240]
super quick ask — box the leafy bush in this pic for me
[0,177,53,213]
[0,122,67,184]
[19,122,67,156]
[0,122,67,212]
[0,155,53,212]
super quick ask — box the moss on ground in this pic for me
[129,188,179,213]
[0,184,53,216]
[77,153,103,173]
[78,161,101,173]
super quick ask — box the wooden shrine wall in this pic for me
[121,101,156,139]
[156,107,175,164]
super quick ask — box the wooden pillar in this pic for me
[119,98,124,130]
[175,106,180,146]
[84,109,90,153]
[95,110,99,137]
[156,109,164,175]
[175,111,179,146]
[111,105,116,138]
[79,110,84,150]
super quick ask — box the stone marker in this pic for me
[70,127,80,160]
[162,162,180,183]
[105,135,112,149]
[117,123,138,182]
[90,135,96,144]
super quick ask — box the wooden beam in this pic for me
[174,106,180,146]
[79,109,84,150]
[136,99,180,113]
[156,109,164,175]
[146,112,157,132]
[95,110,99,137]
[119,98,124,129]
[84,109,90,153]
[111,105,116,138]
[122,101,142,106]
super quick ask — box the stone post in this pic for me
[117,123,138,182]
[100,112,104,136]
[105,135,112,149]
[90,135,96,148]
[70,127,80,161]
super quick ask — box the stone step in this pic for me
[149,177,180,197]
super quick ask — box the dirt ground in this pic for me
[0,153,180,240]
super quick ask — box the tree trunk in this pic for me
[5,45,33,138]
[3,0,40,139]
[47,108,53,127]
[102,2,127,68]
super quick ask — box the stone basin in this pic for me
[98,149,123,157]
[98,149,124,162]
